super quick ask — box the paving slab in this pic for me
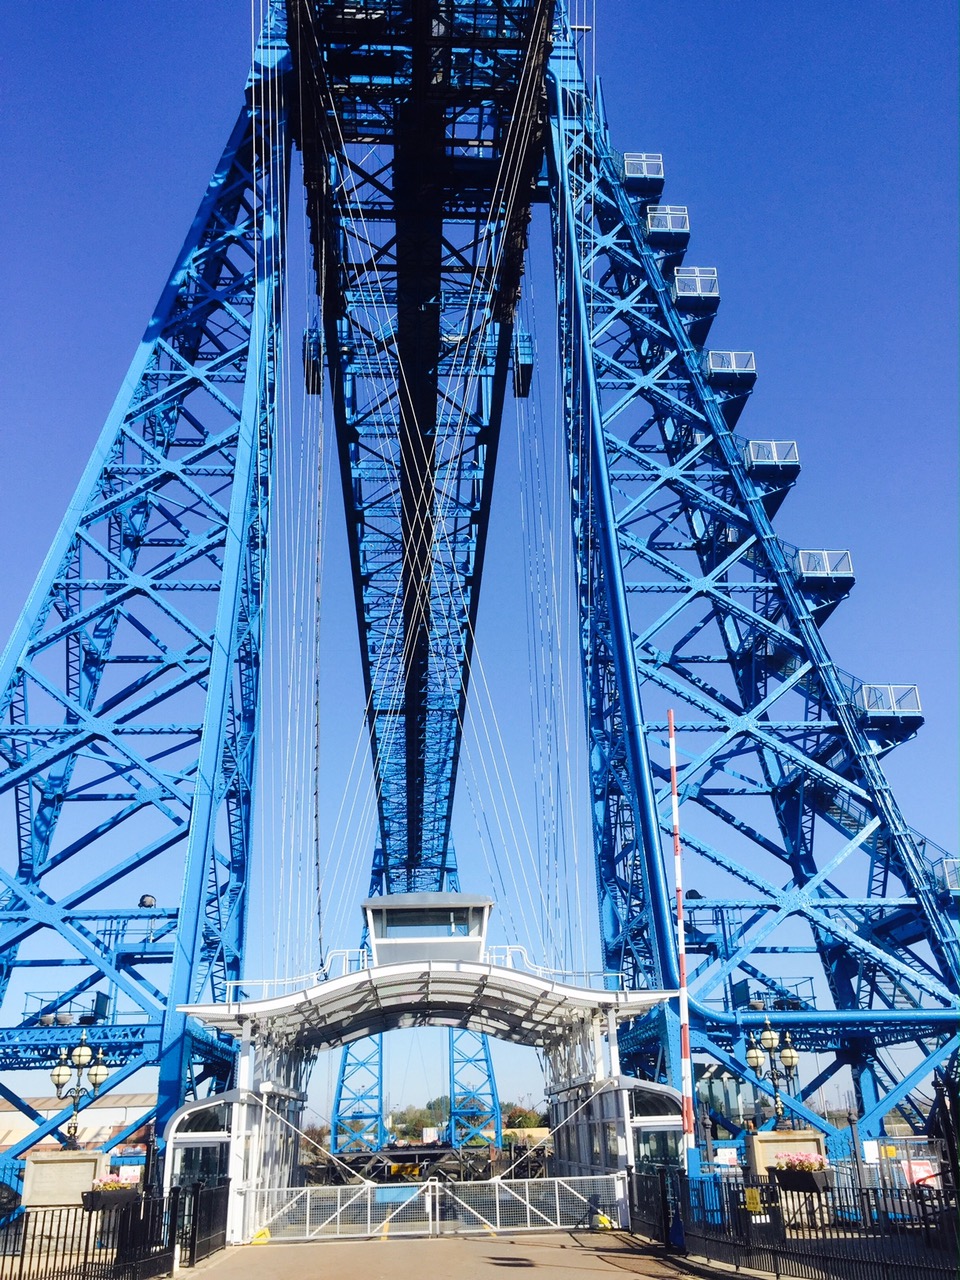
[195,1232,683,1279]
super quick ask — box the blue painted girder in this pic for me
[0,2,292,1179]
[448,1027,503,1148]
[546,17,959,1137]
[291,0,553,1153]
[291,0,554,886]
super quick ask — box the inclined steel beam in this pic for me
[0,3,291,1183]
[547,14,959,1141]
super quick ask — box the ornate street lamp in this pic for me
[50,1029,110,1149]
[746,1018,799,1129]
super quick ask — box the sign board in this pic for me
[901,1159,937,1187]
[746,1128,824,1177]
[22,1151,107,1206]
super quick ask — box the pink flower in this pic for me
[774,1152,828,1171]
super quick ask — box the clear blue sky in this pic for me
[1,2,956,1112]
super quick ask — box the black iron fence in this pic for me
[178,1183,229,1267]
[630,1169,959,1280]
[629,1169,670,1245]
[0,1182,229,1280]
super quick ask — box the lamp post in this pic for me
[139,894,157,943]
[746,1018,799,1129]
[50,1030,110,1149]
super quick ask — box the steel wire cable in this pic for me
[284,3,582,974]
[298,3,555,944]
[250,0,327,981]
[516,266,590,974]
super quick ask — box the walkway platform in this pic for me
[195,1232,684,1279]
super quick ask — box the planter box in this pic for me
[82,1188,141,1210]
[774,1167,834,1193]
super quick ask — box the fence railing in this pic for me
[630,1169,958,1280]
[243,1175,626,1241]
[0,1181,229,1280]
[178,1182,230,1267]
[228,948,627,1000]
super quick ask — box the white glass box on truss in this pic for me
[362,893,493,965]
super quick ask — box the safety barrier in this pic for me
[631,1169,959,1280]
[0,1182,229,1280]
[243,1174,626,1241]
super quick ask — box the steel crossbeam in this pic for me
[547,17,959,1143]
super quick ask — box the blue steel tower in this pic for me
[0,8,291,1190]
[546,18,958,1145]
[0,0,956,1188]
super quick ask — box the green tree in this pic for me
[501,1102,545,1128]
[391,1105,435,1140]
[425,1094,450,1123]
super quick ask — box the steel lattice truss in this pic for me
[1,0,956,1184]
[290,0,551,1150]
[0,12,291,1184]
[291,0,551,886]
[547,22,959,1142]
[332,1034,385,1151]
[446,1027,502,1147]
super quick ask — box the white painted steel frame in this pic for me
[240,1174,626,1241]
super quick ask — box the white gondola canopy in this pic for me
[182,961,674,1054]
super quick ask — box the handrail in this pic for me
[224,947,628,1002]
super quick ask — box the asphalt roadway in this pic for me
[195,1232,693,1279]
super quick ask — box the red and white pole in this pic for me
[668,708,696,1167]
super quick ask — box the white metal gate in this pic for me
[436,1175,625,1234]
[242,1174,625,1241]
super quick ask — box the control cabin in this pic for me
[362,893,493,966]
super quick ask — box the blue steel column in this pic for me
[0,4,291,1180]
[332,1035,386,1153]
[547,15,958,1144]
[548,33,679,1000]
[158,12,293,1128]
[447,1027,503,1148]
